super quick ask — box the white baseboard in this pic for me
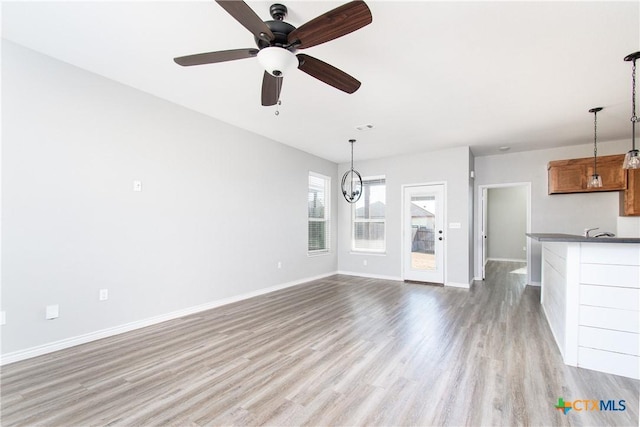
[336,270,403,281]
[337,271,471,289]
[446,281,471,289]
[529,281,541,287]
[0,271,337,366]
[487,257,527,263]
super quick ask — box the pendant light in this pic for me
[623,51,640,169]
[341,139,363,203]
[587,107,603,188]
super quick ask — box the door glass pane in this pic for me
[410,195,436,270]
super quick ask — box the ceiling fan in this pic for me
[174,0,372,106]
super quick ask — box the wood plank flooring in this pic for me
[1,261,638,426]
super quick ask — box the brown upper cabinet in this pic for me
[548,154,627,194]
[620,168,640,216]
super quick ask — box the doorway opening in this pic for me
[477,183,531,284]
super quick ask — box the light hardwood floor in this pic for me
[1,261,638,426]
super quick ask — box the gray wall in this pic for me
[337,146,473,286]
[1,41,338,355]
[474,139,631,282]
[487,186,527,261]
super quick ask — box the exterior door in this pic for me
[403,184,445,284]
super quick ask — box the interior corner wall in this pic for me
[1,41,338,357]
[474,139,631,283]
[337,146,472,286]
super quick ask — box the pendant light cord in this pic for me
[632,57,637,151]
[593,109,598,173]
[351,140,354,171]
[350,140,354,197]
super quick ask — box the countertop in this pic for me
[526,233,640,244]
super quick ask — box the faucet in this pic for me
[584,227,599,237]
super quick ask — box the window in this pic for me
[352,176,386,252]
[308,172,330,253]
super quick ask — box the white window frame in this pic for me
[308,171,331,255]
[351,175,386,253]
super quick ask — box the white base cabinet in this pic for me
[541,242,640,379]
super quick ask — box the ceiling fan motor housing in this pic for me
[255,20,296,49]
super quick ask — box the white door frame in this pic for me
[401,182,447,283]
[481,187,488,278]
[476,182,532,284]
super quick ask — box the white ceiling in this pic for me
[2,1,639,163]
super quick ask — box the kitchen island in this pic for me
[527,233,640,379]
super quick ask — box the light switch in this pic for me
[0,311,6,326]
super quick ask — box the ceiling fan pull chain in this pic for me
[275,99,282,116]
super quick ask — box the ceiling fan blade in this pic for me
[174,48,258,66]
[297,54,361,94]
[216,0,274,43]
[287,1,372,49]
[261,71,283,106]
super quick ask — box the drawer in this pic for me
[579,306,640,333]
[580,284,639,310]
[579,326,640,356]
[578,347,639,379]
[580,244,640,266]
[580,264,640,288]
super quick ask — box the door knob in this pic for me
[439,237,443,241]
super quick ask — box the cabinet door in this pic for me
[585,158,627,192]
[549,154,626,195]
[548,164,586,194]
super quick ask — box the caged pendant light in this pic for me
[623,51,640,169]
[587,107,603,188]
[341,139,363,203]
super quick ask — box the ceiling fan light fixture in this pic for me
[257,47,298,77]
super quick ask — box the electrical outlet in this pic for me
[45,305,59,320]
[277,261,282,269]
[99,289,109,301]
[133,180,142,192]
[363,259,368,266]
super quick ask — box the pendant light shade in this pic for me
[587,107,603,188]
[623,51,640,169]
[587,174,603,188]
[624,149,640,169]
[341,139,363,203]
